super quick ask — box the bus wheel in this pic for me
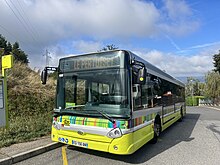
[178,108,183,122]
[151,120,161,144]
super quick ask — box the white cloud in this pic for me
[0,0,199,44]
[134,49,214,77]
[163,0,192,20]
[0,0,202,74]
[159,0,200,36]
[72,40,102,53]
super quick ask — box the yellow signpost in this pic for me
[2,54,13,76]
[0,54,13,129]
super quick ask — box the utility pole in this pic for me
[44,49,51,67]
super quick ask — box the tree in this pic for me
[5,42,12,55]
[205,72,220,104]
[213,50,220,73]
[0,35,7,50]
[12,42,29,64]
[98,44,119,52]
[185,77,204,97]
[0,35,7,57]
[0,34,29,64]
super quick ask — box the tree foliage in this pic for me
[12,42,29,64]
[98,44,119,52]
[185,77,205,97]
[213,50,220,73]
[0,34,29,64]
[205,72,220,104]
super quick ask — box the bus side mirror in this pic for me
[132,60,147,85]
[137,67,146,85]
[41,69,48,85]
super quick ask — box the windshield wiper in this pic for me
[53,109,89,117]
[94,110,115,124]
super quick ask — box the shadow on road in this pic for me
[67,113,200,164]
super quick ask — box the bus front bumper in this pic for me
[51,127,135,155]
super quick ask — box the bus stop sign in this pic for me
[0,54,13,128]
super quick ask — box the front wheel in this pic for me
[151,122,161,144]
[178,108,183,122]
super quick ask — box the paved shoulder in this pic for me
[0,136,63,165]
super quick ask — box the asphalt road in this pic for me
[15,106,220,165]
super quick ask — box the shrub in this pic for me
[0,63,56,147]
[186,96,205,106]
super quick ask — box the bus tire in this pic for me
[151,116,161,144]
[178,107,183,122]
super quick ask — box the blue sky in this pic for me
[0,0,220,77]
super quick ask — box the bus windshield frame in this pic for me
[55,51,131,119]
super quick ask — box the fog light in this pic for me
[113,145,118,150]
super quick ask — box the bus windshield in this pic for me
[56,68,130,118]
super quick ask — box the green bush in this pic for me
[186,96,205,106]
[0,63,56,147]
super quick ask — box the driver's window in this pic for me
[133,84,142,110]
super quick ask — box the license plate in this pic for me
[72,140,88,148]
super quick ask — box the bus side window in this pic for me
[133,84,142,110]
[147,76,162,108]
[141,83,148,108]
[147,87,153,108]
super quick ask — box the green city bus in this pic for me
[41,50,185,155]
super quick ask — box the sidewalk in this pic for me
[0,136,63,165]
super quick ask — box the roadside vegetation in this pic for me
[0,34,56,147]
[186,51,220,106]
[0,62,56,147]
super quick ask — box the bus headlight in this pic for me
[53,121,60,130]
[107,128,122,138]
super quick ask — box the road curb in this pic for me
[0,142,64,165]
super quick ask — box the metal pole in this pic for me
[3,69,9,130]
[190,80,194,106]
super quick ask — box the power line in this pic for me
[0,24,18,41]
[8,0,37,42]
[4,0,37,42]
[16,0,40,40]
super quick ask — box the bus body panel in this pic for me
[162,111,182,131]
[51,102,185,155]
